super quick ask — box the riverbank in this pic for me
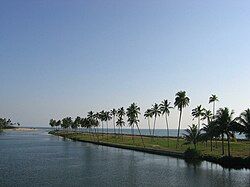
[49,130,250,169]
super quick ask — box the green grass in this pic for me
[51,131,250,158]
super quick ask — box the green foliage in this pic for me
[237,109,250,139]
[183,124,201,149]
[0,118,17,129]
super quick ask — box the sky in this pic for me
[1,0,250,128]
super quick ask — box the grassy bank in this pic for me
[49,130,250,169]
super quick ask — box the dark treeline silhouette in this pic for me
[0,118,20,131]
[50,91,250,156]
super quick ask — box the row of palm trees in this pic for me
[143,91,190,148]
[184,108,250,156]
[50,91,250,153]
[50,91,191,147]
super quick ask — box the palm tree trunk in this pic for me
[147,117,151,135]
[153,115,156,137]
[165,114,170,147]
[94,127,99,142]
[131,125,134,144]
[222,133,224,155]
[210,137,213,152]
[121,126,123,140]
[136,124,145,148]
[213,102,215,118]
[176,108,182,148]
[198,116,200,130]
[102,121,104,137]
[113,117,116,134]
[106,121,108,140]
[227,133,231,157]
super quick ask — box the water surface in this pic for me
[0,129,249,186]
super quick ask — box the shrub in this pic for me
[184,148,201,159]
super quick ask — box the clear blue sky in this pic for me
[1,0,250,128]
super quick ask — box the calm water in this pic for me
[0,129,249,187]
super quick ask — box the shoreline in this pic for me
[3,127,37,131]
[49,130,250,169]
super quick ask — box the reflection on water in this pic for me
[0,129,249,186]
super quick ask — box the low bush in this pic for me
[184,148,201,159]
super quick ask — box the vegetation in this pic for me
[237,109,250,139]
[49,91,250,164]
[0,118,20,131]
[159,99,173,146]
[174,91,190,147]
[183,124,201,149]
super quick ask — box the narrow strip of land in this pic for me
[49,130,250,169]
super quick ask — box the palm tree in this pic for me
[237,109,250,140]
[111,108,117,134]
[144,109,153,136]
[174,91,190,148]
[117,107,125,136]
[87,111,95,134]
[126,103,144,147]
[62,117,72,130]
[73,116,81,131]
[100,110,106,136]
[209,94,219,118]
[91,118,100,141]
[201,109,213,124]
[151,103,161,137]
[49,119,56,129]
[56,120,61,130]
[215,107,239,156]
[191,105,205,130]
[183,124,201,149]
[87,111,94,119]
[201,121,218,151]
[104,111,112,139]
[116,117,125,140]
[159,99,173,146]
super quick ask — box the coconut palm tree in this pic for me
[87,111,94,119]
[237,109,250,140]
[111,108,117,134]
[117,107,125,136]
[91,118,100,141]
[201,109,213,124]
[104,111,112,139]
[151,103,161,137]
[201,121,218,151]
[116,117,125,139]
[183,124,201,149]
[215,107,239,156]
[100,110,106,136]
[209,94,219,118]
[73,116,81,131]
[174,91,190,148]
[56,120,61,130]
[159,99,173,146]
[126,103,144,147]
[191,105,205,130]
[49,119,56,129]
[144,109,153,136]
[62,117,72,130]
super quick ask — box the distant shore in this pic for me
[49,130,250,169]
[3,127,37,131]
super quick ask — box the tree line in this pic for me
[50,91,250,155]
